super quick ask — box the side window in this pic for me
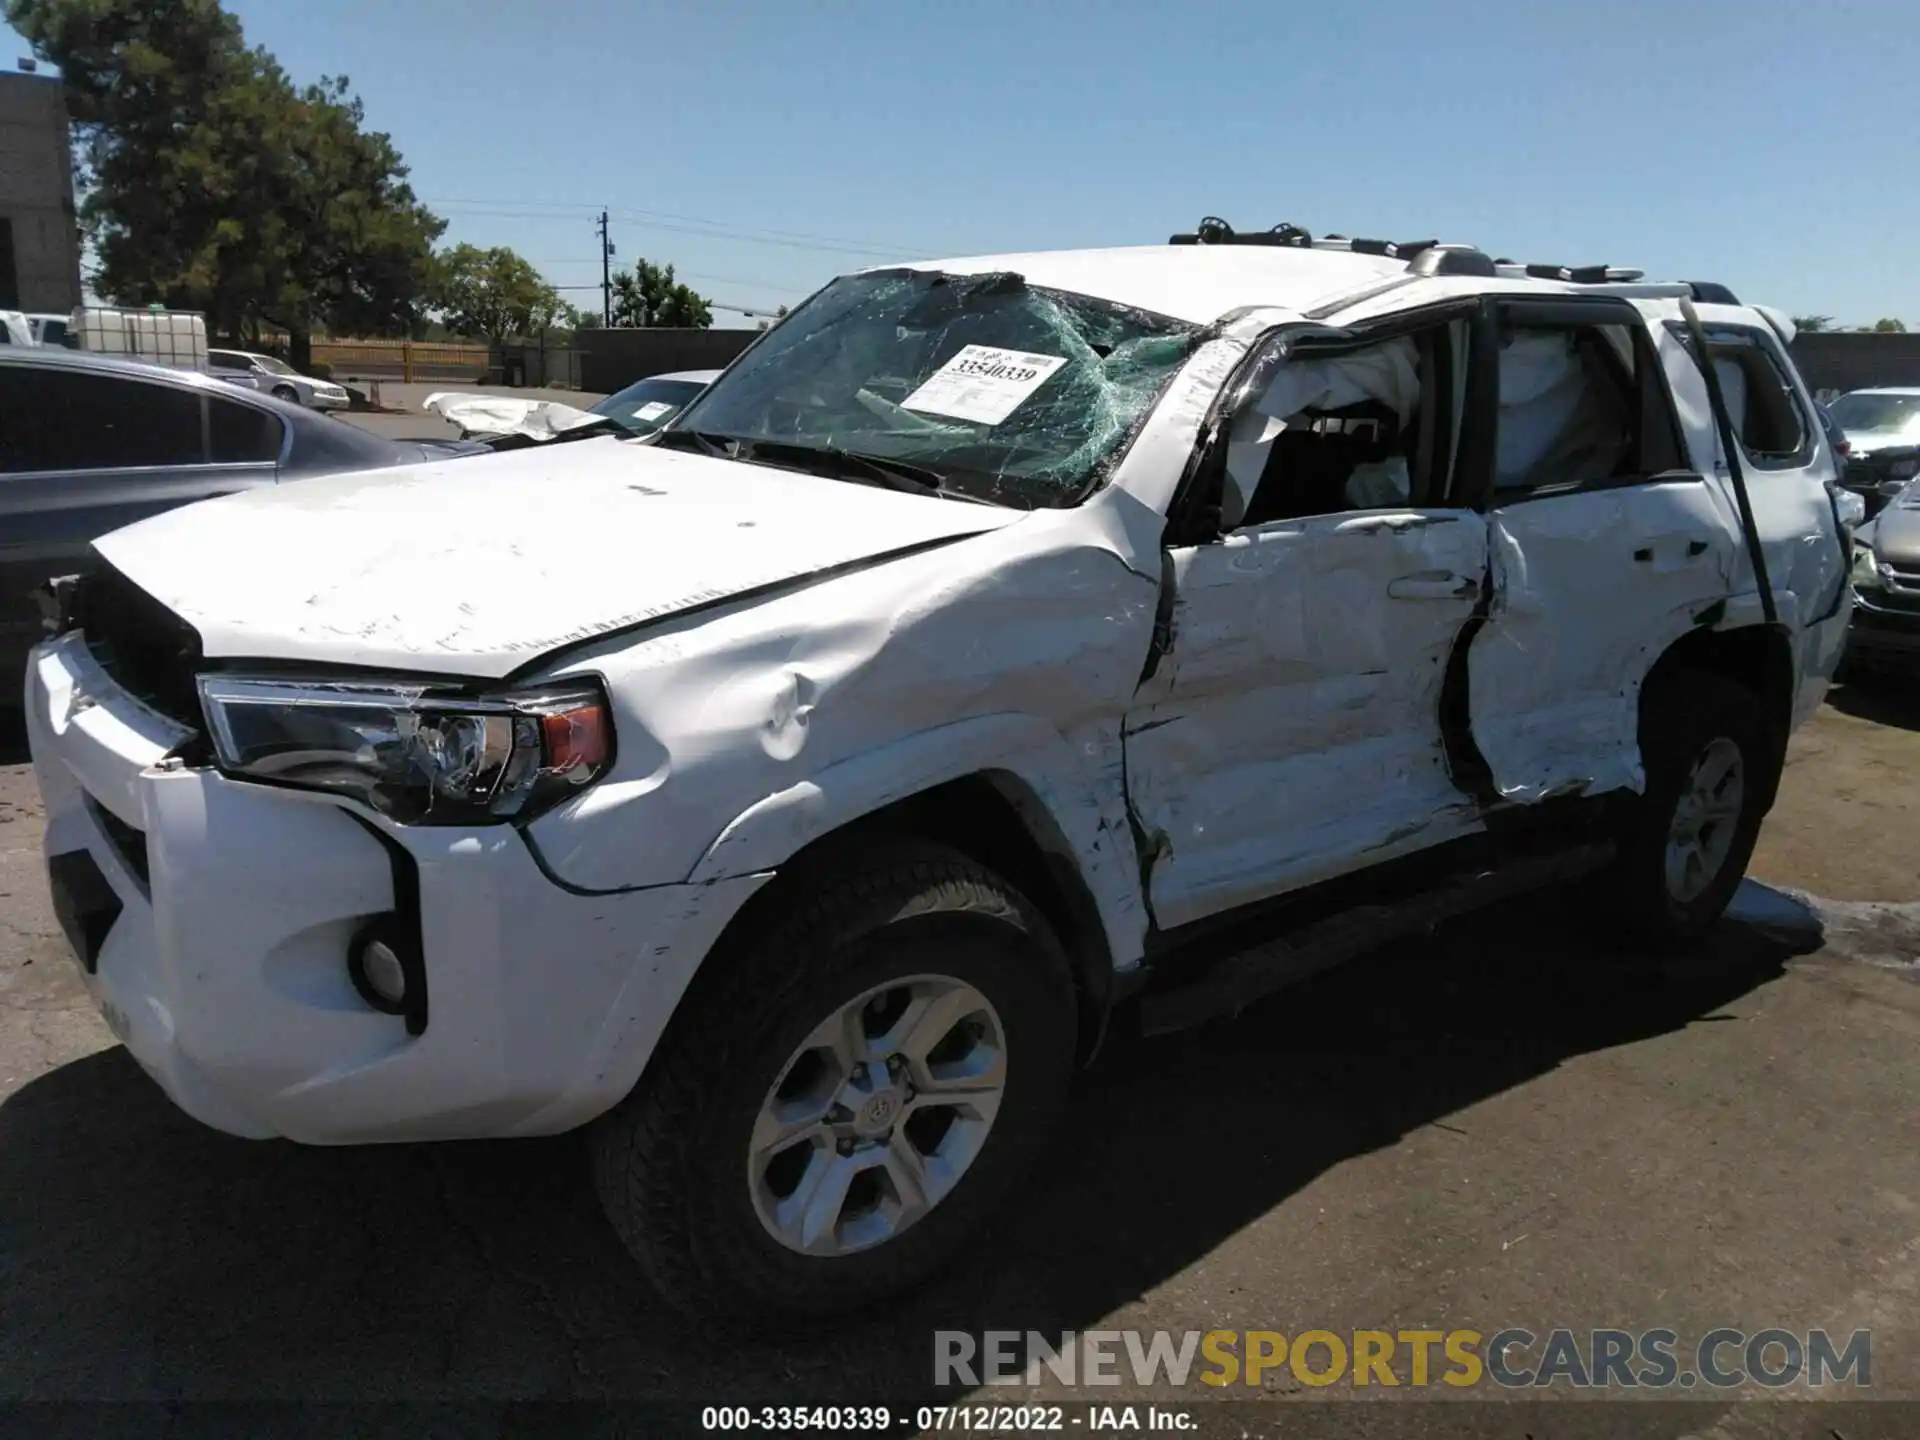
[0,367,206,472]
[1223,321,1463,529]
[1492,321,1685,498]
[208,352,247,371]
[1709,334,1809,468]
[0,367,51,468]
[208,394,283,463]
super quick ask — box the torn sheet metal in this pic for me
[1125,509,1488,929]
[528,494,1166,964]
[1657,305,1850,634]
[1468,481,1740,803]
[422,391,605,441]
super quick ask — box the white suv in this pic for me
[25,221,1855,1322]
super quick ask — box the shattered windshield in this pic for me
[1830,392,1920,434]
[668,269,1201,508]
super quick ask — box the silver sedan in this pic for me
[208,348,353,410]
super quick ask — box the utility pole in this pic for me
[597,210,614,326]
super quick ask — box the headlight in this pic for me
[197,676,613,825]
[1851,543,1885,590]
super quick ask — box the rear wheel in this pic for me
[589,842,1077,1322]
[1610,670,1772,950]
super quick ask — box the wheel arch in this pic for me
[1639,619,1795,812]
[686,717,1147,1064]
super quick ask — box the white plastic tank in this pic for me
[70,305,209,369]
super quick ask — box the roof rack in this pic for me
[1168,218,1738,301]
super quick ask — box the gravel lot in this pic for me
[1,677,1916,1429]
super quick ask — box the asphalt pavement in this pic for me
[337,383,608,445]
[1,687,1917,1427]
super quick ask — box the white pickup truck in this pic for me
[25,221,1855,1322]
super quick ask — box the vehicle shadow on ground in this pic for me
[0,886,1822,1405]
[1828,671,1920,732]
[0,709,26,766]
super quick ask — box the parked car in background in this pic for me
[1815,400,1850,466]
[208,348,352,410]
[27,314,72,347]
[2,348,476,698]
[425,368,720,439]
[1829,388,1920,519]
[1846,476,1920,675]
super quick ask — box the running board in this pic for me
[1137,840,1616,1036]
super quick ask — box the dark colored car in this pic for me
[1,347,478,700]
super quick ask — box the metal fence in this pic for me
[494,341,583,390]
[575,328,761,394]
[1789,333,1920,397]
[312,338,491,382]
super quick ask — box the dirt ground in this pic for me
[1749,678,1920,900]
[0,679,1915,1433]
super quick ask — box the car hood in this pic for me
[1841,427,1920,457]
[1866,484,1920,564]
[93,438,1026,679]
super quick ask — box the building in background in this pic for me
[0,62,82,314]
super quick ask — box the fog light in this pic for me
[347,921,416,1016]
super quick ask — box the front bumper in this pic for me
[309,391,351,412]
[1847,590,1920,667]
[26,632,768,1144]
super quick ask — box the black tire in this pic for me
[589,841,1078,1324]
[1610,669,1772,951]
[271,384,299,403]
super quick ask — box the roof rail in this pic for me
[1167,220,1736,301]
[1167,218,1493,271]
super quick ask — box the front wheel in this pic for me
[270,383,300,404]
[589,842,1078,1323]
[1610,669,1773,950]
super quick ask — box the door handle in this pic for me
[1635,539,1715,564]
[1387,571,1480,600]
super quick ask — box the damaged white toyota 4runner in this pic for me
[27,221,1855,1321]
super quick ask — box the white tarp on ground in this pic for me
[423,392,604,441]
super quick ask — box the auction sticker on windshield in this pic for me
[632,401,676,421]
[901,345,1068,426]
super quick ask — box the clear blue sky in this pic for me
[7,0,1915,328]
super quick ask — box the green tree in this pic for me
[1791,315,1833,333]
[9,0,444,362]
[1871,317,1907,333]
[429,243,566,342]
[609,259,712,328]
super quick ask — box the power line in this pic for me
[426,198,935,262]
[426,195,936,257]
[530,261,815,295]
